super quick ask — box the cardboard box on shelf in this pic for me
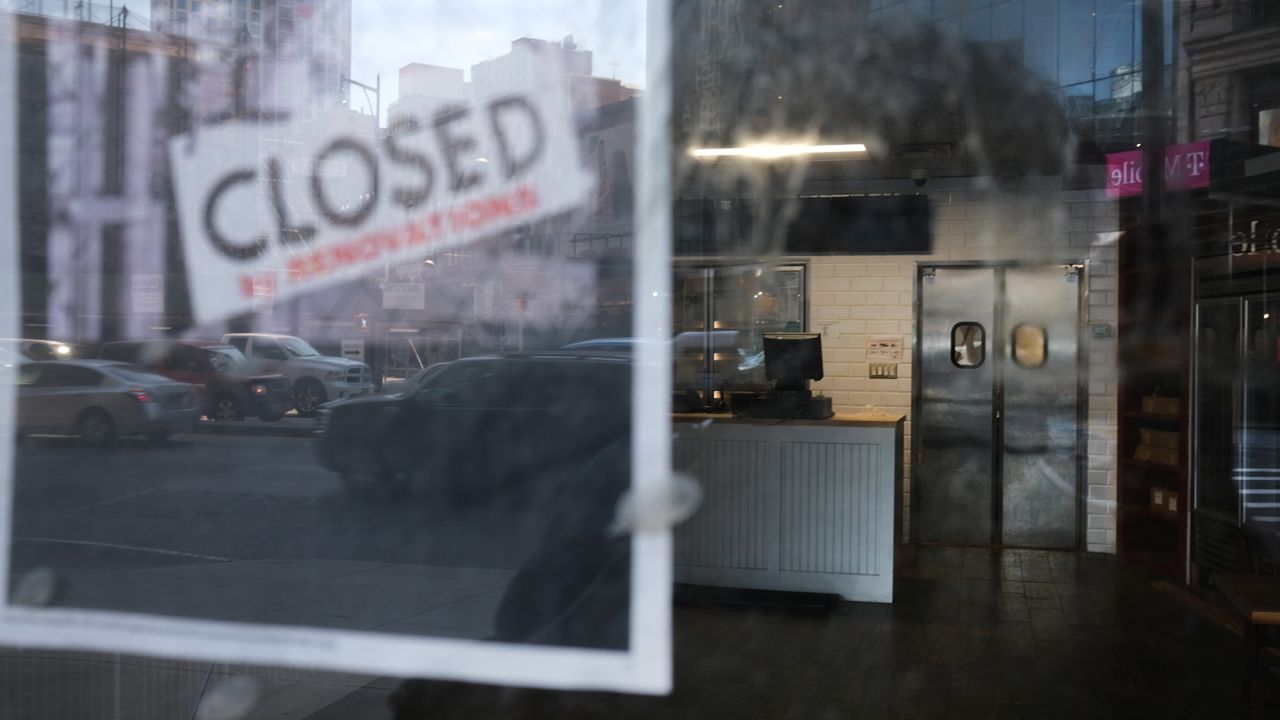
[1141,395,1180,416]
[1140,428,1180,450]
[1135,444,1179,466]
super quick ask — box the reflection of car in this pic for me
[564,332,766,391]
[221,333,374,416]
[100,340,293,422]
[16,360,200,445]
[315,353,631,500]
[379,364,446,395]
[562,332,742,355]
[674,330,741,353]
[560,338,646,353]
[0,344,25,369]
[0,338,83,361]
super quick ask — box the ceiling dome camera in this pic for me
[911,168,929,188]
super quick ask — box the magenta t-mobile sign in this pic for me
[1106,141,1211,198]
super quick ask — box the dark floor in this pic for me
[310,546,1245,720]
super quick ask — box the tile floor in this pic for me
[316,546,1248,720]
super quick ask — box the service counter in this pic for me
[672,412,905,603]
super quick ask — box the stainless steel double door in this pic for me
[914,264,1084,548]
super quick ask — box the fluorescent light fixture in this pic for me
[689,142,867,160]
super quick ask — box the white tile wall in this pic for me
[808,188,1119,553]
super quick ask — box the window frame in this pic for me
[1011,323,1049,369]
[671,261,808,402]
[950,321,987,369]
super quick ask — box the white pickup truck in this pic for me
[221,333,374,416]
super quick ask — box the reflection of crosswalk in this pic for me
[1237,477,1280,523]
[1236,433,1280,523]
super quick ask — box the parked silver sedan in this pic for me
[16,360,200,445]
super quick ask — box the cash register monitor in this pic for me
[763,333,824,393]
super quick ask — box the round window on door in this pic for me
[951,322,985,368]
[1012,324,1048,368]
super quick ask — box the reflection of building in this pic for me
[867,0,1168,153]
[13,6,359,344]
[13,14,627,377]
[1111,63,1142,99]
[1178,0,1280,145]
[15,13,193,343]
[150,0,351,117]
[472,36,592,97]
[390,41,638,125]
[386,63,467,122]
[331,46,641,377]
[1,0,150,27]
[472,36,638,113]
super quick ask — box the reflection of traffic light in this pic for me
[354,312,370,333]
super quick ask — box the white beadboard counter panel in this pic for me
[673,413,905,603]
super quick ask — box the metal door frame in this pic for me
[1192,255,1280,560]
[1237,294,1279,534]
[1190,296,1244,529]
[911,260,1090,550]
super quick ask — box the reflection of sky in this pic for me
[1053,0,1175,94]
[349,0,646,122]
[876,0,1171,99]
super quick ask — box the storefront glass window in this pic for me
[0,0,669,705]
[7,0,1280,715]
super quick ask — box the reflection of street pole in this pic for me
[339,73,381,365]
[515,293,529,352]
[340,73,381,138]
[341,73,381,278]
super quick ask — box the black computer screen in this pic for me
[763,333,824,392]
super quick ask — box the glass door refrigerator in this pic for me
[1193,256,1280,579]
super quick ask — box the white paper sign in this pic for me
[171,71,593,324]
[130,274,164,313]
[867,336,903,363]
[0,6,672,698]
[382,282,426,310]
[341,339,365,361]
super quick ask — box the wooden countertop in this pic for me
[1216,573,1280,626]
[673,411,905,428]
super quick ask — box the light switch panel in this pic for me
[870,363,898,379]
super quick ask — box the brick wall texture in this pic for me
[806,187,1119,553]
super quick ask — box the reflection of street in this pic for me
[9,434,552,637]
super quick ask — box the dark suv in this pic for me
[100,340,293,422]
[315,352,631,501]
